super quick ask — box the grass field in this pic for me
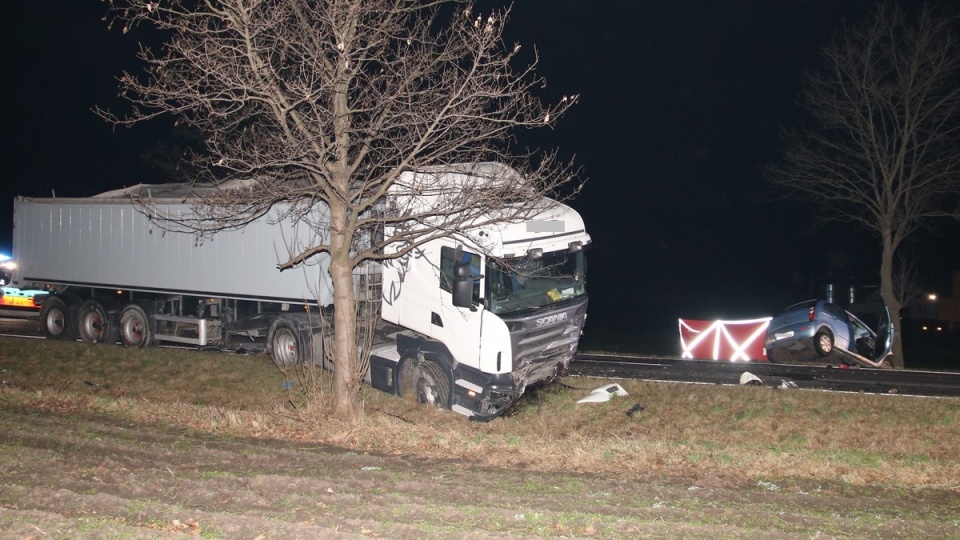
[2,335,959,493]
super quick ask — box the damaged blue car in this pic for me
[763,299,893,368]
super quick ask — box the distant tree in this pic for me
[769,2,960,368]
[99,0,579,417]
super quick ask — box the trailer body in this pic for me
[15,190,331,306]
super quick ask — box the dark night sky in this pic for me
[2,1,958,354]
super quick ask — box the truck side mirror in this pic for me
[452,262,474,309]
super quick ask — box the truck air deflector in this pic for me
[501,229,586,245]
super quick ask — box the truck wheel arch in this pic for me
[396,337,455,409]
[398,354,452,409]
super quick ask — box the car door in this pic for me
[873,306,895,361]
[823,302,852,350]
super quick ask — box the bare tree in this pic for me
[99,0,580,416]
[769,3,960,368]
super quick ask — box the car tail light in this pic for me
[808,306,816,321]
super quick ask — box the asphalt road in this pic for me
[0,316,39,337]
[572,352,960,397]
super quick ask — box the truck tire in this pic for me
[269,321,304,367]
[268,318,323,368]
[119,302,155,348]
[78,299,120,345]
[39,295,79,341]
[417,361,451,408]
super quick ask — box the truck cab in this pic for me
[373,165,591,419]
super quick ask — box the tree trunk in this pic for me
[328,202,361,418]
[879,231,904,369]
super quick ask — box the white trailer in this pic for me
[13,163,591,419]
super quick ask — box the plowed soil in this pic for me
[2,407,958,539]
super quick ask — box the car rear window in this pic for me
[780,300,817,314]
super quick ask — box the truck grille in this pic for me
[505,299,588,375]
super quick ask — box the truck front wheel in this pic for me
[78,299,120,345]
[119,302,155,348]
[401,359,451,409]
[39,296,79,341]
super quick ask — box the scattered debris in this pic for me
[740,371,799,389]
[577,383,628,404]
[625,403,645,417]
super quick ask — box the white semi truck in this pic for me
[12,163,590,420]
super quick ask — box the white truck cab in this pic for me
[372,164,590,419]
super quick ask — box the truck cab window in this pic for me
[486,249,586,315]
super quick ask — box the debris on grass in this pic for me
[626,403,645,417]
[576,383,628,404]
[740,371,799,389]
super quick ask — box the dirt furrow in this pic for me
[2,407,958,539]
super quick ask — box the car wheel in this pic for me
[813,329,834,357]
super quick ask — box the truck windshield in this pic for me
[485,250,586,314]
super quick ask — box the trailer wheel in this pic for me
[39,296,79,341]
[78,299,120,345]
[119,302,155,348]
[402,360,450,409]
[269,322,303,367]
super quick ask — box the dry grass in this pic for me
[1,336,958,492]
